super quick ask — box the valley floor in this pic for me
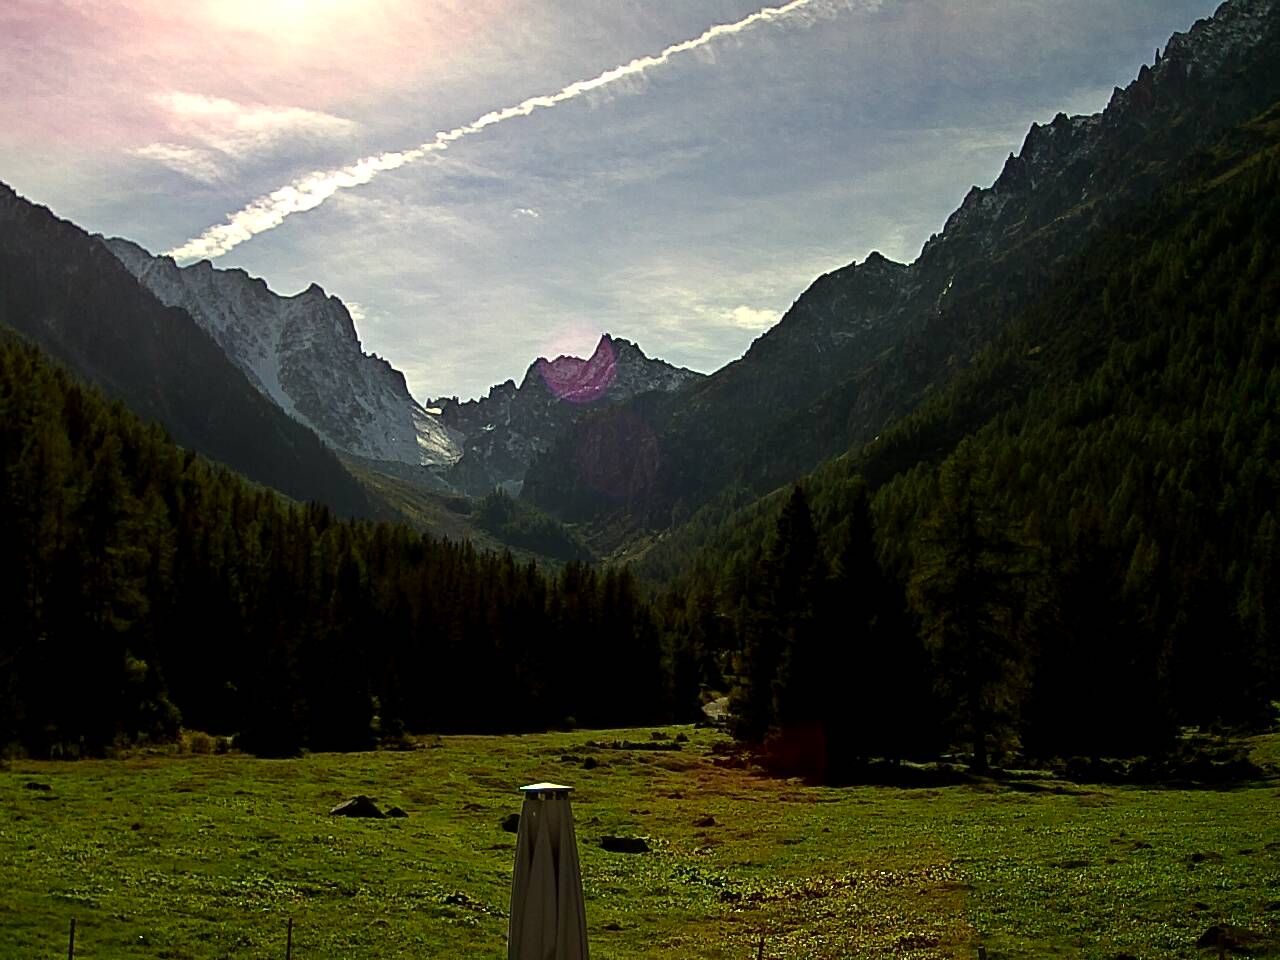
[2,728,1278,959]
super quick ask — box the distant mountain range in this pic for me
[104,238,701,501]
[1,0,1275,559]
[0,181,702,541]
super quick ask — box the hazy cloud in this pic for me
[132,92,356,182]
[131,142,226,184]
[724,305,782,330]
[166,0,865,262]
[156,92,356,151]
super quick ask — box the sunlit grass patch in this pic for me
[1,728,1277,958]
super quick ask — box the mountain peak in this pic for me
[860,250,908,272]
[534,334,620,405]
[439,333,702,495]
[925,0,1278,265]
[0,184,379,518]
[102,239,461,469]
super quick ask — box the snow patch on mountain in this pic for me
[103,238,462,467]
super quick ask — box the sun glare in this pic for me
[207,0,362,38]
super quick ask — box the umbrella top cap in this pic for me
[520,782,572,794]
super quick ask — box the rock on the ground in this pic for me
[701,697,729,723]
[600,835,649,853]
[330,795,385,818]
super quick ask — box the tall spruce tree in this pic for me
[769,486,824,729]
[730,486,824,742]
[823,479,940,776]
[908,439,1035,771]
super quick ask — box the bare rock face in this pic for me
[103,238,463,471]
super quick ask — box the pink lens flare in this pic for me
[536,335,617,404]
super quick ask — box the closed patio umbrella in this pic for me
[508,782,589,960]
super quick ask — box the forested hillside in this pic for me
[652,102,1280,770]
[0,333,668,757]
[524,0,1280,544]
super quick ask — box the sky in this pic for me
[1,0,1221,401]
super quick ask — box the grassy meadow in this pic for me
[2,727,1278,960]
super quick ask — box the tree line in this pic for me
[0,333,666,757]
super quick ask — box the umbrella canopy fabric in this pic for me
[508,783,589,960]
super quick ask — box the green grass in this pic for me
[2,729,1277,959]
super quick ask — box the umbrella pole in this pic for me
[510,782,589,960]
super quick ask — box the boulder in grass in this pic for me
[330,795,385,818]
[501,813,521,833]
[385,806,409,818]
[600,835,649,854]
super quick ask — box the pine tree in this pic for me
[769,486,824,729]
[729,486,825,750]
[908,439,1035,771]
[824,479,939,776]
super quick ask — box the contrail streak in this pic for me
[167,0,833,261]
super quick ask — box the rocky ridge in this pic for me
[103,239,463,469]
[431,334,702,496]
[0,182,380,517]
